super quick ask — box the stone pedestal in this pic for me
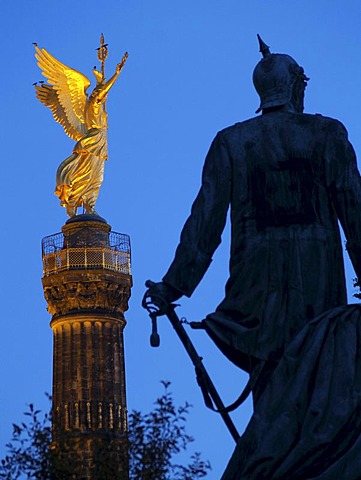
[42,215,132,479]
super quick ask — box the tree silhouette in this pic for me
[0,383,211,480]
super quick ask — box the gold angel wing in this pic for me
[35,45,91,140]
[35,84,86,141]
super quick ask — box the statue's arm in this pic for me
[327,121,361,279]
[97,52,128,102]
[162,132,232,297]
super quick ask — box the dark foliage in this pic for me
[0,383,211,479]
[129,381,211,479]
[354,277,361,299]
[0,397,79,480]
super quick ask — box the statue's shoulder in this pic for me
[217,117,263,139]
[216,114,348,145]
[219,116,261,132]
[222,113,346,131]
[299,113,347,131]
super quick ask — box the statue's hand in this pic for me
[142,281,182,313]
[116,52,129,73]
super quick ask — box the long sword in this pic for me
[143,281,240,443]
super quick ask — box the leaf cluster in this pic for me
[0,383,211,480]
[129,381,211,479]
[0,397,78,480]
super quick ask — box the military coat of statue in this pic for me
[164,110,361,372]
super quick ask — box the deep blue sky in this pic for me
[2,1,361,477]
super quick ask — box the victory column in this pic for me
[36,35,132,479]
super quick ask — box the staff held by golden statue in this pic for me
[34,35,128,217]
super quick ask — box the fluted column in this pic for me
[42,214,132,479]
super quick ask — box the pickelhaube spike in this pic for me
[257,34,271,58]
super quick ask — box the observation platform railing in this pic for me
[42,231,131,277]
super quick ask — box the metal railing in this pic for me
[42,231,131,277]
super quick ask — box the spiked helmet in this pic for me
[253,35,309,113]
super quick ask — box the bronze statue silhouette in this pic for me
[145,35,361,479]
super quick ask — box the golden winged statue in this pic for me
[34,35,128,216]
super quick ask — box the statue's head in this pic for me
[253,35,309,114]
[92,68,104,86]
